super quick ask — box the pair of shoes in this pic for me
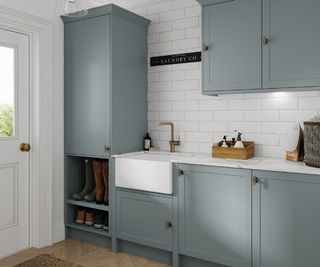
[75,209,94,226]
[93,160,109,205]
[72,159,96,202]
[93,211,109,230]
[72,159,109,205]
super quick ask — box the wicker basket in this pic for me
[304,121,320,168]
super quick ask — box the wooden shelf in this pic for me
[66,223,110,237]
[67,199,110,211]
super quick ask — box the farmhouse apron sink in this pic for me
[115,152,191,194]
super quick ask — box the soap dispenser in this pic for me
[221,135,228,148]
[234,132,244,148]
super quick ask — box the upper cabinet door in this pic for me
[263,0,320,89]
[65,15,111,157]
[203,0,261,94]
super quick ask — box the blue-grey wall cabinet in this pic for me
[116,189,173,252]
[63,4,149,157]
[262,0,320,89]
[198,0,320,95]
[252,171,320,267]
[202,0,262,94]
[178,164,252,267]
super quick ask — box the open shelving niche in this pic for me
[65,155,112,241]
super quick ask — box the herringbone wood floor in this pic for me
[0,239,171,267]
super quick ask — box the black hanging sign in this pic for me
[150,52,201,67]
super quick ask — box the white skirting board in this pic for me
[52,223,65,244]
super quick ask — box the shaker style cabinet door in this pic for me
[262,0,320,89]
[178,165,252,267]
[202,0,261,94]
[116,190,173,251]
[65,15,111,157]
[252,171,320,267]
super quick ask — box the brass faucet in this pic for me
[159,121,181,152]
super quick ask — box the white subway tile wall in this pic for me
[98,0,320,158]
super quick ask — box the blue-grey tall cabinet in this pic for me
[62,4,149,247]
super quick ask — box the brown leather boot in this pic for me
[85,210,94,226]
[101,161,109,205]
[75,209,85,224]
[93,160,105,204]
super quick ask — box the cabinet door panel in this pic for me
[116,190,173,251]
[197,0,235,5]
[65,15,111,157]
[263,0,320,88]
[203,0,261,94]
[253,171,320,267]
[179,165,251,267]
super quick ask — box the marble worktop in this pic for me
[113,151,320,176]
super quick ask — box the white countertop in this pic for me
[113,151,320,176]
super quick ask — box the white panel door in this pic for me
[0,28,30,258]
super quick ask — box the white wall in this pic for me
[0,0,319,245]
[112,0,320,158]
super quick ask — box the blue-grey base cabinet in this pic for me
[116,189,173,252]
[252,171,320,267]
[178,164,252,267]
[114,164,320,267]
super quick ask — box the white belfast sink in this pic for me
[115,152,191,194]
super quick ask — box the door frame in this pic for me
[0,6,53,248]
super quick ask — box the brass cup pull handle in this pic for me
[262,36,269,45]
[252,176,260,185]
[166,221,172,229]
[20,143,31,152]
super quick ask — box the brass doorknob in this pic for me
[20,143,31,152]
[252,176,260,185]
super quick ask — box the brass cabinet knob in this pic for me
[262,36,269,45]
[166,221,172,229]
[252,176,260,185]
[104,145,110,152]
[20,143,31,152]
[179,169,184,176]
[203,43,209,51]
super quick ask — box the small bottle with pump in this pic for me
[144,133,151,151]
[221,135,228,147]
[234,132,244,148]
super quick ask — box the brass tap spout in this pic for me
[159,121,181,152]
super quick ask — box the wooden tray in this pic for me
[212,141,254,160]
